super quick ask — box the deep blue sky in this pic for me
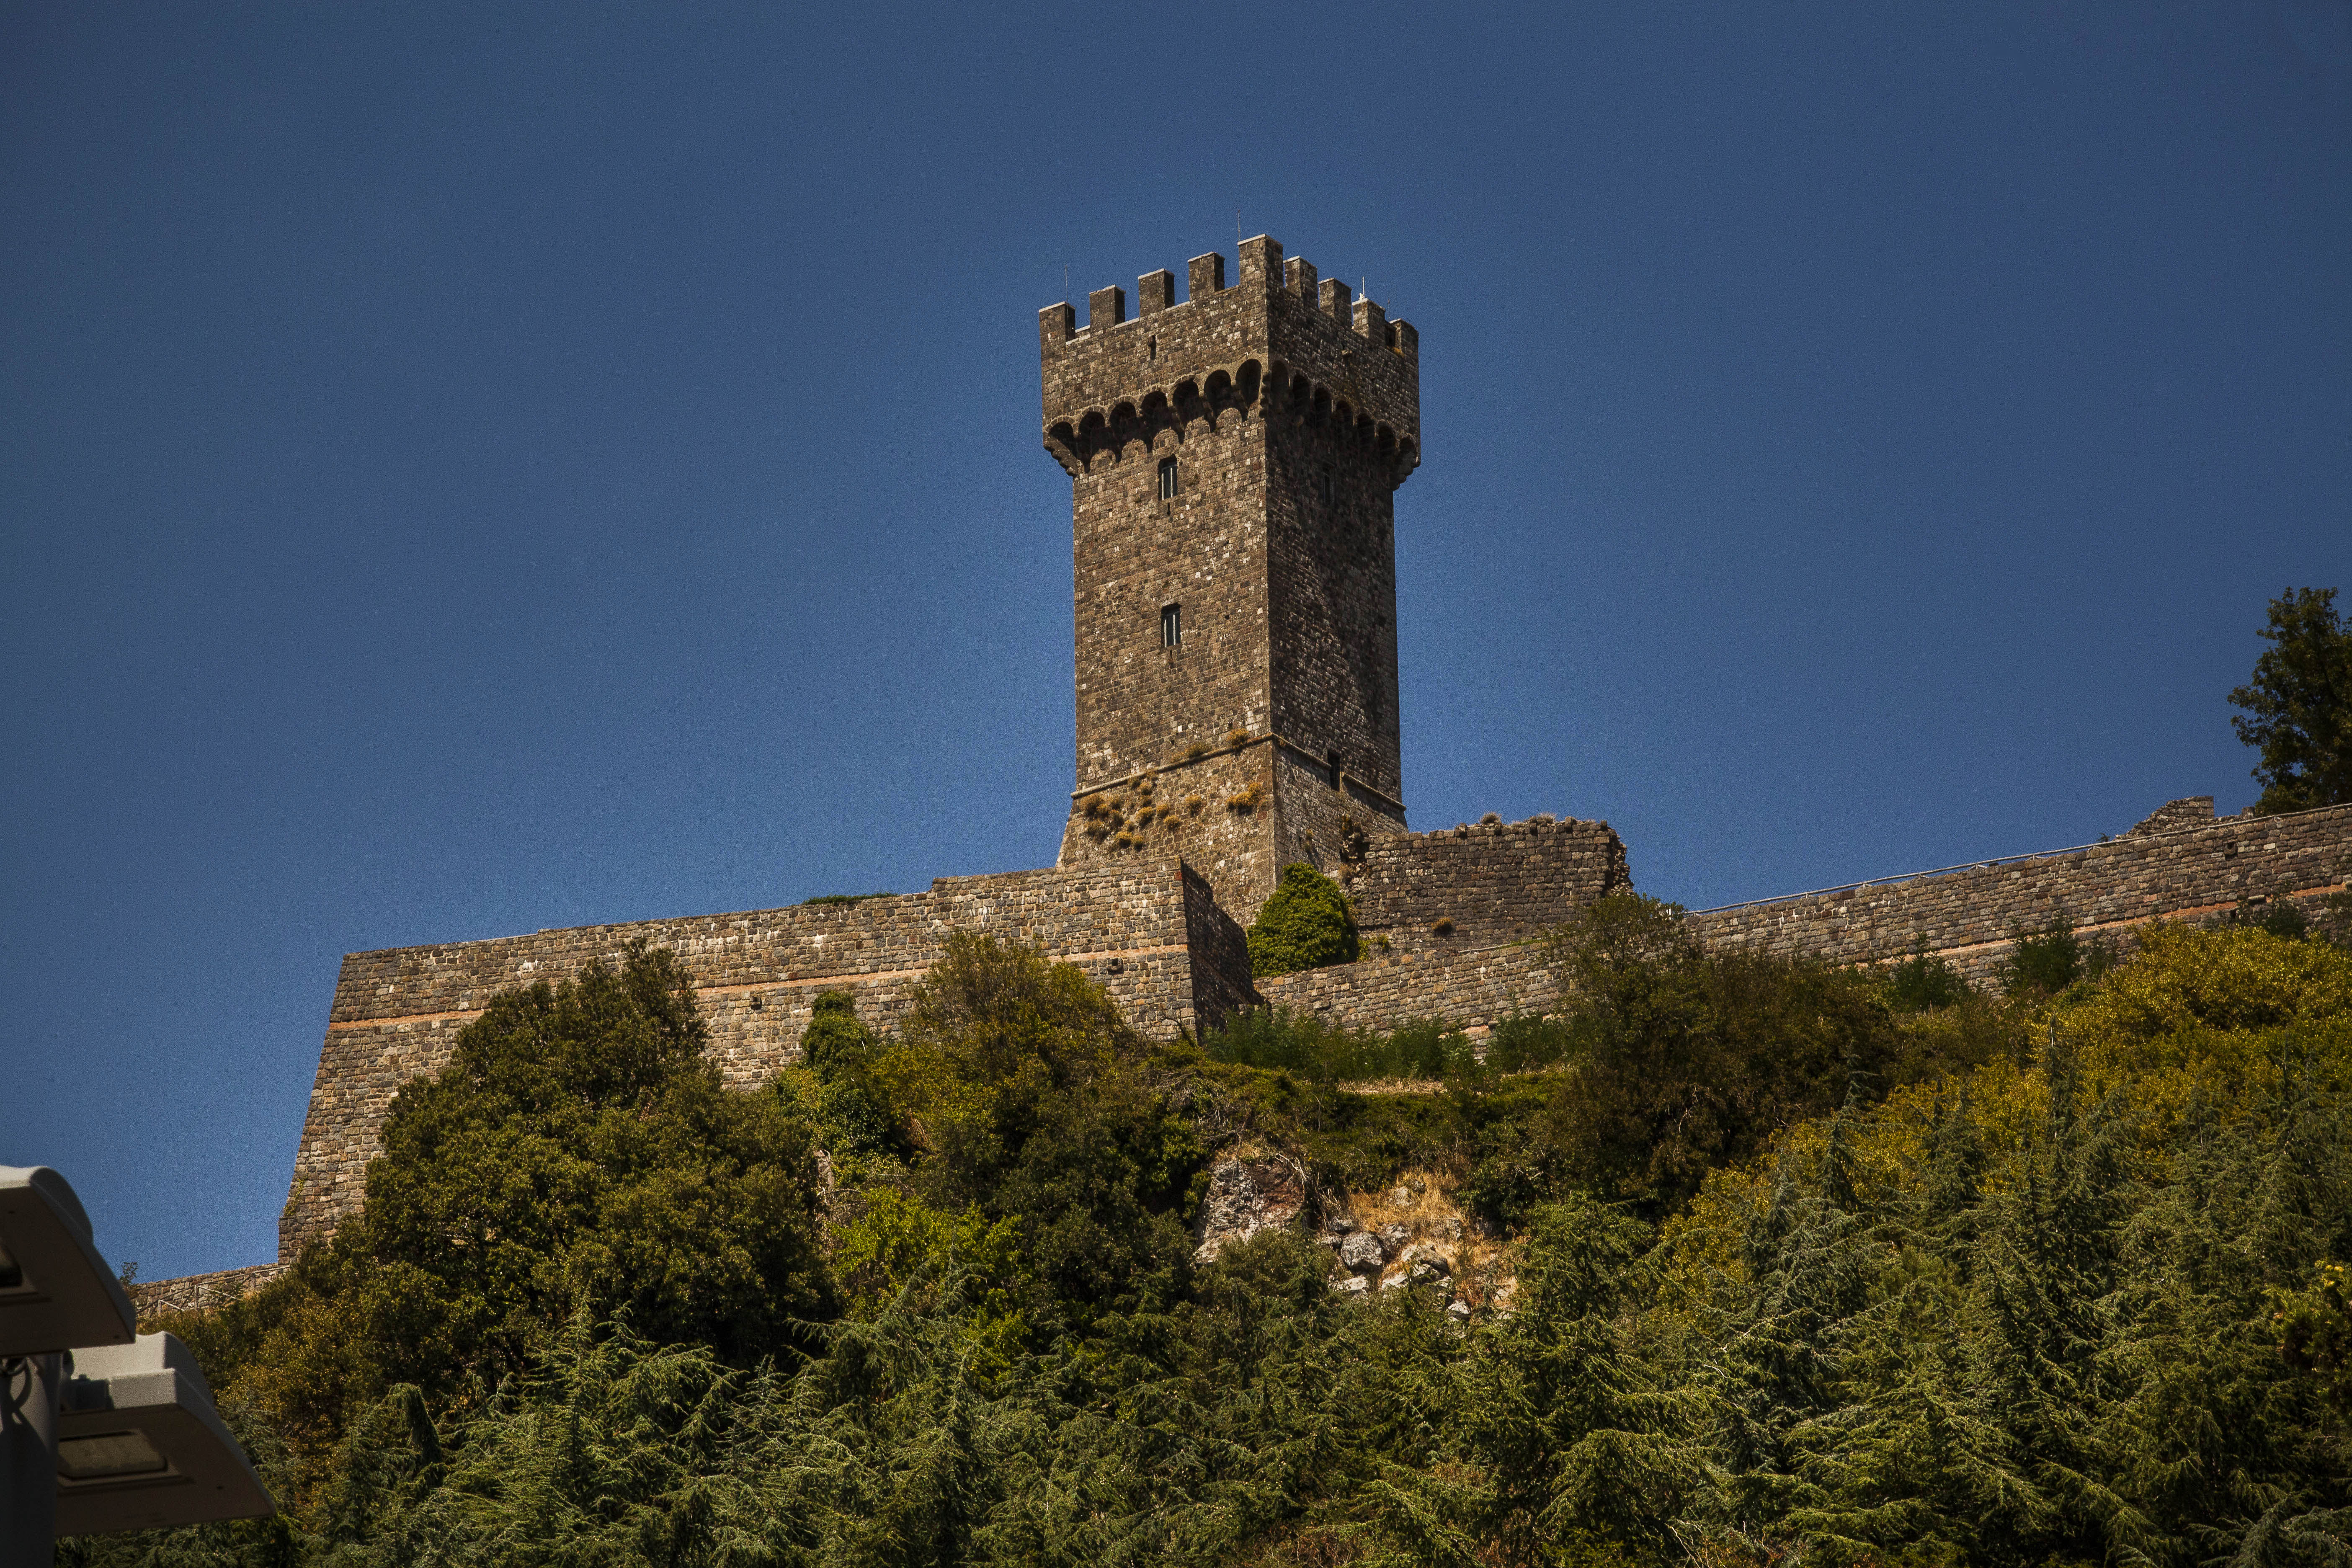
[4,3,2347,1279]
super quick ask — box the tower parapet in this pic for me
[1044,236,1418,918]
[1039,235,1419,489]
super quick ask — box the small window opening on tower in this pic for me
[1162,603,1182,649]
[1327,749,1344,789]
[1319,468,1336,508]
[1158,456,1179,499]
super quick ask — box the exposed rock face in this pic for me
[1339,1230,1387,1275]
[1399,1242,1451,1277]
[1194,1153,1308,1263]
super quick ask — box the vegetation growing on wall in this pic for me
[98,916,2352,1568]
[1245,861,1359,977]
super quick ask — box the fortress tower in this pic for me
[1041,235,1421,918]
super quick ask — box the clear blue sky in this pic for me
[4,3,2347,1279]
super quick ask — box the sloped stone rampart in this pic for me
[1689,799,2352,980]
[282,862,1253,1264]
[1347,816,1630,954]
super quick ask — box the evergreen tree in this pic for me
[2231,585,2352,814]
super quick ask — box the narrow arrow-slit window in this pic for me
[1162,603,1181,649]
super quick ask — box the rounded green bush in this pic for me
[1246,862,1360,978]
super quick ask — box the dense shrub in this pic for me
[1881,946,1971,1011]
[1245,862,1359,977]
[881,931,1208,1326]
[795,988,913,1161]
[1542,893,2012,1213]
[1996,915,2117,997]
[157,942,833,1498]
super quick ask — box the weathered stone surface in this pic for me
[1339,1230,1387,1274]
[1689,798,2352,983]
[283,861,1256,1263]
[1258,939,1558,1037]
[1349,815,1632,954]
[1194,1153,1308,1263]
[1046,236,1418,925]
[1399,1243,1452,1277]
[127,1264,284,1321]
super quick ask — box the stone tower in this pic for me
[1041,235,1421,919]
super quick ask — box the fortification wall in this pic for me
[1256,940,1558,1036]
[284,862,1252,1262]
[1689,799,2352,980]
[128,1263,285,1322]
[1347,815,1631,954]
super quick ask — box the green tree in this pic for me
[169,942,834,1496]
[799,988,913,1161]
[1881,946,1970,1012]
[886,932,1207,1324]
[1541,894,1951,1213]
[1246,862,1360,978]
[2230,585,2352,814]
[1995,917,2115,998]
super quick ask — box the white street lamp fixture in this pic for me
[0,1166,271,1562]
[0,1167,135,1359]
[54,1334,273,1536]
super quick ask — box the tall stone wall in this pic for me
[1689,799,2352,980]
[1257,940,1558,1037]
[284,862,1254,1263]
[1347,815,1632,954]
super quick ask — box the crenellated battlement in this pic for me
[1040,235,1420,487]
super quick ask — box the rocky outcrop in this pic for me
[1193,1153,1310,1263]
